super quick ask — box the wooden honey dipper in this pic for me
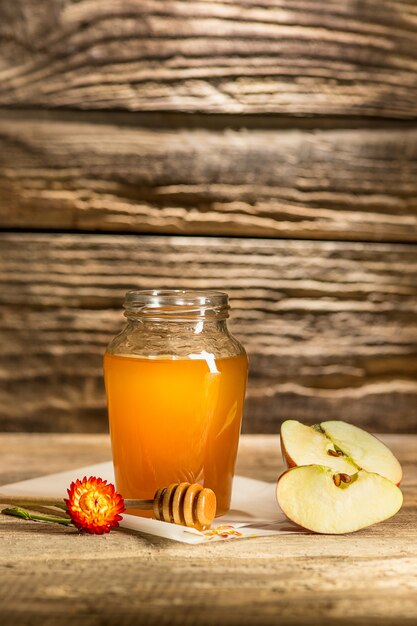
[0,482,217,531]
[147,482,217,531]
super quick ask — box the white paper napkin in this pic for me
[0,462,300,544]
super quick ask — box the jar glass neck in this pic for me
[125,317,228,333]
[123,289,230,321]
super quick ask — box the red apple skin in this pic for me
[280,435,297,469]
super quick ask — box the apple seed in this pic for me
[333,474,342,487]
[340,473,352,484]
[328,449,341,457]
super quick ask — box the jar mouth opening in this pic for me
[123,289,230,319]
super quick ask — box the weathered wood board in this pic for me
[0,233,415,432]
[0,433,416,626]
[0,1,416,117]
[0,112,416,242]
[0,0,416,435]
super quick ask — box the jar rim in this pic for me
[123,289,230,319]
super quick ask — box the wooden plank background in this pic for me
[1,0,417,117]
[0,0,416,433]
[0,233,416,433]
[1,111,417,242]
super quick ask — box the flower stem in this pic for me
[2,506,73,526]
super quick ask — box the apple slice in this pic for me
[276,465,403,534]
[280,420,402,485]
[280,420,358,474]
[320,421,402,485]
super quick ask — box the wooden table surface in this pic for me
[1,433,416,626]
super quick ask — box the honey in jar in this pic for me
[104,290,248,517]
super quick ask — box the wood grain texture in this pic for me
[0,434,416,626]
[1,112,417,242]
[0,233,416,433]
[0,1,416,118]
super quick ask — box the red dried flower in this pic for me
[65,476,125,534]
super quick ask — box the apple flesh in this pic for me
[281,420,357,474]
[320,421,402,485]
[280,420,402,485]
[276,465,403,534]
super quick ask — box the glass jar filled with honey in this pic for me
[104,290,248,517]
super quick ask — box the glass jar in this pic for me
[104,290,248,517]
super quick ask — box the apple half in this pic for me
[276,465,403,534]
[280,420,402,485]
